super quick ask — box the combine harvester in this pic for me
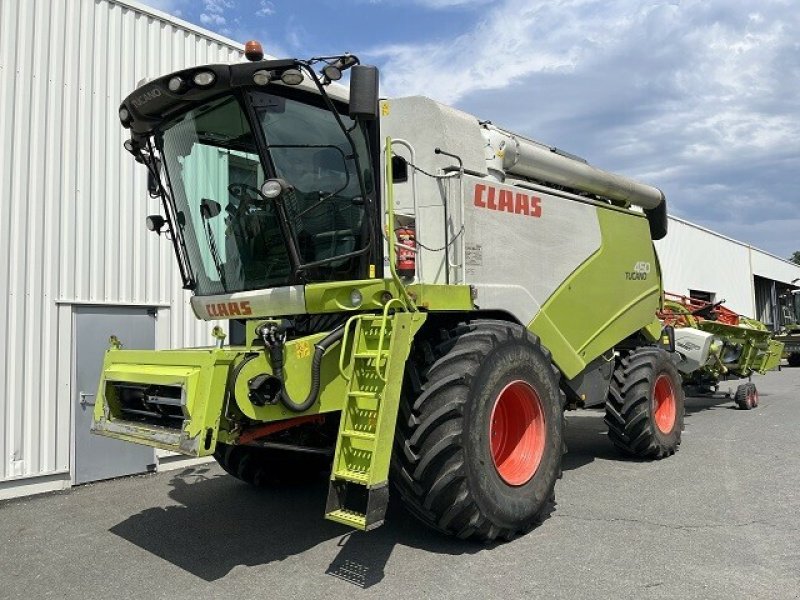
[659,293,783,409]
[775,289,800,367]
[95,42,685,541]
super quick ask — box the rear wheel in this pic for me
[734,382,758,410]
[604,347,685,459]
[213,443,330,486]
[392,320,565,542]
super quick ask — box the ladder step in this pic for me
[341,429,376,441]
[334,469,370,484]
[348,391,378,399]
[325,509,367,530]
[354,352,386,359]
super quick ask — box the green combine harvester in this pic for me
[96,43,685,541]
[775,289,800,367]
[660,294,784,409]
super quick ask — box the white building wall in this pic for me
[0,0,243,493]
[656,217,800,318]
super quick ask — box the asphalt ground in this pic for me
[2,365,799,600]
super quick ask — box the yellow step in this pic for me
[342,429,376,441]
[334,469,370,485]
[326,508,367,530]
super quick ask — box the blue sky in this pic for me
[141,0,799,259]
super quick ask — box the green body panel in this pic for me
[92,347,240,456]
[694,321,784,377]
[528,208,662,379]
[303,280,473,314]
[233,332,348,420]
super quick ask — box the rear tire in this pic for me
[392,320,565,542]
[604,347,685,459]
[213,442,330,486]
[734,382,758,410]
[788,353,800,368]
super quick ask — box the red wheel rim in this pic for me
[653,374,677,433]
[750,388,759,407]
[489,380,546,486]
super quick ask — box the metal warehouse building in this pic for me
[656,217,800,330]
[0,0,242,500]
[1,0,798,500]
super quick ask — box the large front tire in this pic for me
[392,320,564,542]
[604,347,685,459]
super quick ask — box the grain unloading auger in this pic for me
[94,43,685,541]
[659,293,784,409]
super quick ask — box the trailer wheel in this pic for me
[788,354,800,368]
[213,443,330,486]
[604,347,684,459]
[392,320,565,542]
[734,383,758,410]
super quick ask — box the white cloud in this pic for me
[257,1,276,17]
[366,0,800,254]
[199,0,234,27]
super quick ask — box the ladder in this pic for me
[325,305,424,530]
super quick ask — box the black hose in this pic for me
[273,325,346,413]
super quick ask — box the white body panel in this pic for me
[674,328,717,375]
[462,175,601,322]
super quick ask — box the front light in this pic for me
[253,69,272,86]
[350,289,363,307]
[280,68,304,86]
[193,71,216,87]
[168,76,184,92]
[261,179,285,199]
[119,107,130,122]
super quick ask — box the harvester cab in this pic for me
[94,44,687,541]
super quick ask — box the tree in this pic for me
[791,251,800,265]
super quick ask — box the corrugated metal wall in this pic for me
[0,0,243,486]
[656,217,800,318]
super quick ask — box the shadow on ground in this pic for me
[110,466,480,586]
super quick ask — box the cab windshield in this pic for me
[158,91,371,295]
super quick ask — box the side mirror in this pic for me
[349,65,379,121]
[146,215,166,234]
[200,198,222,219]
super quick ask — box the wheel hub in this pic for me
[489,380,546,486]
[653,374,677,434]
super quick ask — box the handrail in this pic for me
[385,136,417,311]
[375,298,406,381]
[338,314,362,381]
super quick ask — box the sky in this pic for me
[140,0,799,259]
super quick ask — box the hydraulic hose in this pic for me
[267,325,346,413]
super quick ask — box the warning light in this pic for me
[244,40,264,62]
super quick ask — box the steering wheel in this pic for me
[227,183,274,217]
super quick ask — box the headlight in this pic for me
[260,179,285,199]
[193,71,216,87]
[253,69,273,86]
[119,107,130,122]
[168,76,184,92]
[280,68,304,86]
[350,289,363,307]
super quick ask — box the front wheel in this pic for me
[392,320,565,542]
[604,347,685,459]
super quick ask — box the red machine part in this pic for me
[395,227,416,277]
[659,292,741,327]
